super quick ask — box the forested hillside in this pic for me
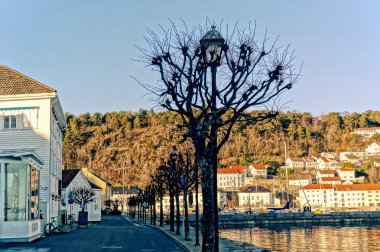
[63,110,380,187]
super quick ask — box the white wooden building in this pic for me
[0,65,66,229]
[61,169,101,222]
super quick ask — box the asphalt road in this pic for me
[0,216,184,252]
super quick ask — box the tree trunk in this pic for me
[195,170,200,246]
[170,192,175,232]
[184,188,190,241]
[175,192,181,235]
[153,198,157,226]
[199,155,216,252]
[160,194,164,227]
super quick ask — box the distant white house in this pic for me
[321,152,339,159]
[365,142,380,155]
[111,187,140,212]
[337,168,355,183]
[236,186,274,208]
[303,157,317,169]
[217,166,246,188]
[339,154,361,164]
[316,157,342,170]
[286,157,306,170]
[353,127,380,137]
[289,177,310,187]
[248,164,268,178]
[61,169,102,222]
[156,191,203,214]
[0,65,66,238]
[339,151,368,160]
[316,170,336,181]
[319,177,341,185]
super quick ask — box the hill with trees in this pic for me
[63,110,380,187]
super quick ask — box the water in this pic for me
[220,223,380,252]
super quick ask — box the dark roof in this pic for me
[111,187,140,195]
[240,185,270,193]
[62,169,81,188]
[0,65,56,95]
[88,181,102,190]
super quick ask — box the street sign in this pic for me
[68,199,74,205]
[179,176,189,189]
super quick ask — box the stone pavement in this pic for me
[131,216,270,252]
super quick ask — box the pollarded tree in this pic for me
[138,22,300,251]
[72,187,95,212]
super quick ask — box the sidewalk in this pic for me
[128,215,270,252]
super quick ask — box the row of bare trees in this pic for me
[128,151,199,242]
[146,150,197,241]
[138,21,300,251]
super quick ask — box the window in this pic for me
[94,199,98,210]
[4,115,17,129]
[30,167,40,220]
[4,163,27,221]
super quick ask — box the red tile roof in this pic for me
[303,184,333,190]
[320,157,330,162]
[336,184,380,191]
[229,165,247,170]
[251,164,267,170]
[0,65,56,95]
[217,167,245,174]
[339,168,354,171]
[321,177,341,181]
[318,170,335,174]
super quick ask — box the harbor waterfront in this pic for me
[189,211,380,226]
[220,223,380,252]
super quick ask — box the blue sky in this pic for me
[1,1,379,115]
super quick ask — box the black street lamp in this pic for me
[200,25,225,252]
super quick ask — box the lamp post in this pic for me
[194,162,200,246]
[169,150,178,233]
[122,158,125,215]
[248,187,252,215]
[200,25,225,251]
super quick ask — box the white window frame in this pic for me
[4,115,17,129]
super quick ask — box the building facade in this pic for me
[0,65,66,230]
[299,184,380,209]
[353,127,380,137]
[217,166,246,188]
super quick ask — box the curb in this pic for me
[149,225,192,252]
[123,216,192,252]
